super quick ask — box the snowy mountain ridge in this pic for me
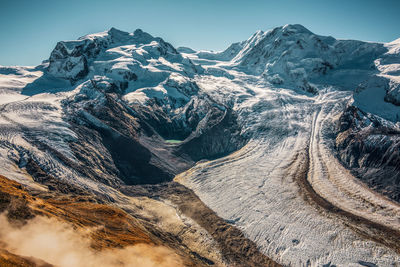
[47,27,202,87]
[186,24,400,122]
[16,24,400,123]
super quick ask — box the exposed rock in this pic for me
[178,108,246,160]
[336,106,400,202]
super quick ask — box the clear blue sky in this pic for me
[1,0,399,66]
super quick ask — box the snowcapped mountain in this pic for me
[198,24,383,84]
[191,24,400,122]
[1,25,400,267]
[48,27,201,82]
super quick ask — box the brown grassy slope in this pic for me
[0,175,204,266]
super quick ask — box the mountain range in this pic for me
[0,24,399,267]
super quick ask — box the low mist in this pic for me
[0,213,183,267]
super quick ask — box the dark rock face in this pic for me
[25,158,90,195]
[93,122,174,185]
[130,79,202,141]
[59,76,247,186]
[133,90,247,161]
[178,108,246,161]
[62,79,181,185]
[336,106,400,202]
[48,39,99,82]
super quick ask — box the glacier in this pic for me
[0,24,400,266]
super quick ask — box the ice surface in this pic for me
[178,69,400,266]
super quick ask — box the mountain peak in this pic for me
[107,27,129,36]
[132,28,154,42]
[390,37,400,45]
[133,28,144,35]
[46,26,199,83]
[281,24,312,34]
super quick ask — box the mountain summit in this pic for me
[48,27,199,83]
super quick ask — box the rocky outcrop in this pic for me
[178,108,246,160]
[336,106,400,202]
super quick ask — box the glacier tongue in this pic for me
[177,61,400,266]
